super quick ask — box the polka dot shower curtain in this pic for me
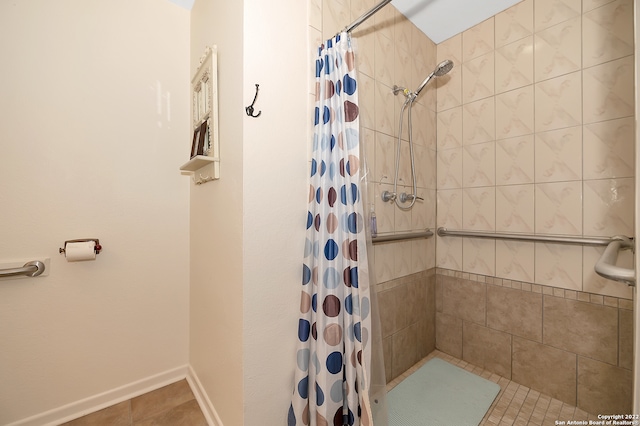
[289,32,385,426]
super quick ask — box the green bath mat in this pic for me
[388,358,500,426]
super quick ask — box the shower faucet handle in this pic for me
[381,190,396,202]
[399,193,423,203]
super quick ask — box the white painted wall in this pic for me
[189,1,245,425]
[189,0,308,424]
[242,0,309,424]
[0,1,190,424]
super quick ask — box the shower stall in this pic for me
[307,0,637,422]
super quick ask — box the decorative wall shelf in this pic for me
[180,45,220,185]
[180,155,216,172]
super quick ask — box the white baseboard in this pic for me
[7,365,189,426]
[186,365,224,426]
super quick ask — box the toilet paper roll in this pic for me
[65,241,96,262]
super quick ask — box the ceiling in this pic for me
[167,0,522,45]
[391,0,522,44]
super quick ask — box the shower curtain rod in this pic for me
[343,0,392,33]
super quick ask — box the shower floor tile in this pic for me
[387,350,597,426]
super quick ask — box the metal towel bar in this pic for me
[437,227,613,246]
[594,237,635,286]
[372,229,433,244]
[437,227,635,286]
[0,261,46,278]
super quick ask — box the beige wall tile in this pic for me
[437,33,463,65]
[392,322,418,378]
[358,73,375,130]
[393,10,412,50]
[463,18,495,62]
[322,0,349,39]
[496,184,535,233]
[496,135,535,185]
[437,106,463,150]
[462,237,496,276]
[534,0,581,31]
[535,243,583,290]
[583,117,635,180]
[374,80,395,136]
[582,0,634,68]
[374,240,395,283]
[412,26,437,98]
[393,240,412,276]
[462,52,495,103]
[374,32,394,88]
[534,181,582,235]
[463,97,496,145]
[577,357,632,414]
[487,285,543,341]
[583,178,635,237]
[534,126,582,183]
[619,308,633,370]
[309,0,322,32]
[463,142,496,187]
[372,0,394,40]
[436,235,463,270]
[543,295,618,365]
[462,321,512,378]
[463,187,496,231]
[583,55,635,124]
[512,337,577,404]
[534,17,581,82]
[383,335,393,383]
[441,275,486,324]
[495,85,535,140]
[437,148,463,189]
[495,240,536,282]
[534,71,582,132]
[436,312,463,358]
[583,0,617,12]
[437,189,463,228]
[495,0,534,47]
[495,36,534,93]
[394,43,411,91]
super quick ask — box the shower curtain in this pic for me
[289,32,379,426]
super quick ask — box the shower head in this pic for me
[413,59,454,99]
[434,59,454,76]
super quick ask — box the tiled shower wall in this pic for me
[435,0,635,299]
[435,268,633,414]
[308,0,636,407]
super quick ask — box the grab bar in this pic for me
[436,227,612,246]
[594,236,635,286]
[0,261,46,278]
[372,229,433,244]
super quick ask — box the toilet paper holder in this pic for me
[59,239,102,255]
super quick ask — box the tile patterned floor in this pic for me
[62,350,598,426]
[387,350,598,426]
[59,380,207,426]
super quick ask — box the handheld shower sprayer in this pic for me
[384,59,454,210]
[413,59,454,99]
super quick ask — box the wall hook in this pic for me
[245,84,262,118]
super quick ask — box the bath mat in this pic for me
[388,358,500,426]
